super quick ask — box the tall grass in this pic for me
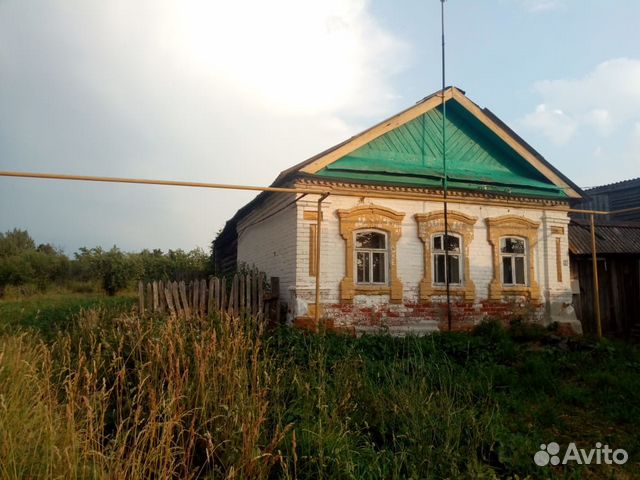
[266,331,501,479]
[1,311,284,479]
[9,308,635,478]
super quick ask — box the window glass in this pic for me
[502,256,513,284]
[432,233,462,285]
[355,230,387,285]
[356,251,370,283]
[434,254,446,284]
[500,237,526,285]
[448,255,460,284]
[356,232,385,249]
[372,252,386,283]
[501,237,525,254]
[446,235,460,251]
[515,256,525,285]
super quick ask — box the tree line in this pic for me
[0,229,211,297]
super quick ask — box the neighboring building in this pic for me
[216,87,585,334]
[573,177,640,222]
[569,219,640,337]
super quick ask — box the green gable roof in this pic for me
[315,99,568,199]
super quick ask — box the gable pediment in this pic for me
[295,87,581,199]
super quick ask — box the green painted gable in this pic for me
[315,100,568,199]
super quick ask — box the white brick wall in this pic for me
[236,194,298,301]
[236,192,576,328]
[293,194,574,310]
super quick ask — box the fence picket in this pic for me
[138,274,277,321]
[146,283,153,312]
[220,278,227,313]
[258,274,264,316]
[172,282,183,317]
[152,281,159,312]
[138,281,145,316]
[252,274,258,316]
[239,274,245,313]
[158,281,165,313]
[165,285,176,317]
[245,274,251,316]
[199,279,207,316]
[179,281,190,317]
[193,280,199,315]
[208,278,215,313]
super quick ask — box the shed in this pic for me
[569,219,640,337]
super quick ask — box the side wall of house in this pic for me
[236,193,297,307]
[292,194,579,334]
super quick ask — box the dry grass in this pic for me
[0,311,285,479]
[4,305,636,479]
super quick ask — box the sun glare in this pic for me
[178,0,377,114]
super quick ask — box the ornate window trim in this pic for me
[337,205,405,303]
[486,215,540,300]
[415,211,477,302]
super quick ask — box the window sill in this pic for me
[488,281,540,301]
[354,285,391,296]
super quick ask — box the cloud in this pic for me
[506,0,564,13]
[521,104,577,144]
[0,0,408,252]
[524,0,564,13]
[518,58,640,186]
[521,58,640,145]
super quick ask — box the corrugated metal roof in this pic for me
[584,177,640,193]
[569,220,640,255]
[572,177,640,222]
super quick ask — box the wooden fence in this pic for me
[138,273,280,321]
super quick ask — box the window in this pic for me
[338,204,404,303]
[501,237,527,285]
[485,215,540,300]
[432,233,462,285]
[355,230,388,284]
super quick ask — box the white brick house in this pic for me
[216,87,584,334]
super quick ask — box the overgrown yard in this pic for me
[0,296,638,479]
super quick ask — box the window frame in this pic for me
[500,236,528,286]
[354,229,389,285]
[431,232,464,286]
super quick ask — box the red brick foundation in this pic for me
[316,299,545,333]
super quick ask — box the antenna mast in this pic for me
[441,0,452,331]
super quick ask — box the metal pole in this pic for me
[0,170,327,195]
[314,193,329,327]
[3,170,621,216]
[440,0,452,331]
[590,213,602,338]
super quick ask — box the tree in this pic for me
[0,229,36,257]
[95,247,136,296]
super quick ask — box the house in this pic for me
[572,177,640,222]
[215,87,585,335]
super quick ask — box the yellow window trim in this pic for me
[486,215,541,301]
[415,211,477,302]
[337,204,405,303]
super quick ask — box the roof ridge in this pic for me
[585,176,640,192]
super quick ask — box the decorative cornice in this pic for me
[293,178,570,209]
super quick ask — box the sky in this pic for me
[1,0,639,254]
